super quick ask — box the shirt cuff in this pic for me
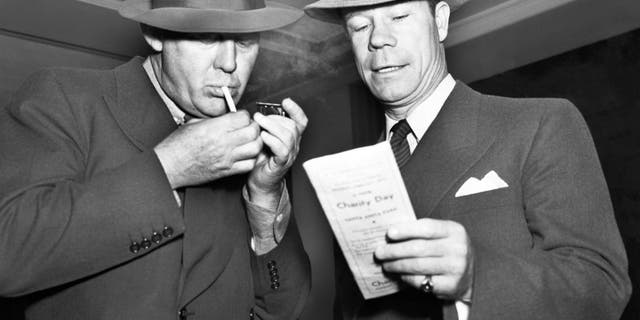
[243,183,291,255]
[455,300,470,320]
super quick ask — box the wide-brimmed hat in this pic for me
[77,0,303,33]
[304,0,468,24]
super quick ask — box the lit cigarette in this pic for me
[222,86,237,112]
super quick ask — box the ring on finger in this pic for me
[419,275,434,294]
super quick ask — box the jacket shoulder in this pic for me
[6,64,124,124]
[482,93,578,117]
[18,65,116,98]
[477,91,586,131]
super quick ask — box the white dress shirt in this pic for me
[384,74,470,320]
[385,74,455,148]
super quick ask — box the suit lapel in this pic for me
[104,58,241,305]
[104,57,177,151]
[402,82,496,219]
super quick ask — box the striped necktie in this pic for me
[390,119,413,167]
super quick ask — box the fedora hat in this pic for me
[304,0,468,24]
[77,0,303,33]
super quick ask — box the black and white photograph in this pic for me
[0,0,639,319]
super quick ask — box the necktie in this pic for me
[390,119,412,167]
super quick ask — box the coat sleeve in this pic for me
[467,100,631,319]
[250,212,311,320]
[0,70,185,297]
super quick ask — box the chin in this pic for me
[372,88,408,104]
[194,102,227,117]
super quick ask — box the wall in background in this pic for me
[471,27,640,320]
[0,32,124,107]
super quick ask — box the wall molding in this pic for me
[0,27,129,62]
[447,0,577,47]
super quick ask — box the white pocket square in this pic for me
[455,170,508,197]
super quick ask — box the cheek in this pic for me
[178,67,202,96]
[351,40,369,69]
[236,51,259,85]
[416,33,439,64]
[167,57,202,89]
[237,62,254,81]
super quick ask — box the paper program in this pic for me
[303,141,416,299]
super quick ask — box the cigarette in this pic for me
[222,86,237,112]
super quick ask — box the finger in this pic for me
[401,274,463,300]
[253,112,298,147]
[185,118,203,125]
[231,139,263,160]
[374,239,447,260]
[228,158,257,175]
[217,110,252,131]
[281,98,308,132]
[380,257,449,275]
[228,121,261,146]
[260,131,291,165]
[401,274,428,290]
[387,218,461,241]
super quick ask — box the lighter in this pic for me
[256,102,287,117]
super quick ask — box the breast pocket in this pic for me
[448,185,521,217]
[444,186,531,251]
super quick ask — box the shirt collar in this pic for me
[142,57,188,126]
[385,74,456,141]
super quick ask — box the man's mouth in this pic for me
[206,86,237,97]
[373,65,406,74]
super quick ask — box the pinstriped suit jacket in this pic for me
[335,82,631,320]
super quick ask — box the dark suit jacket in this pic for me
[0,58,310,320]
[335,82,631,320]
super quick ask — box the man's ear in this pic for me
[140,24,163,52]
[434,1,451,42]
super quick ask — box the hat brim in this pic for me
[305,0,467,24]
[119,1,303,33]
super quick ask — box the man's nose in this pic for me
[214,40,237,72]
[368,22,397,51]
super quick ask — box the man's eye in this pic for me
[353,24,369,32]
[236,39,257,48]
[237,41,249,47]
[393,14,409,21]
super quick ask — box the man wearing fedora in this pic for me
[305,0,631,319]
[0,0,310,319]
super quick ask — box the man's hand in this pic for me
[246,98,308,210]
[374,218,474,301]
[154,110,262,188]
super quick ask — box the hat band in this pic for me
[152,0,266,10]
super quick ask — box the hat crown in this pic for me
[77,0,303,33]
[152,0,266,10]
